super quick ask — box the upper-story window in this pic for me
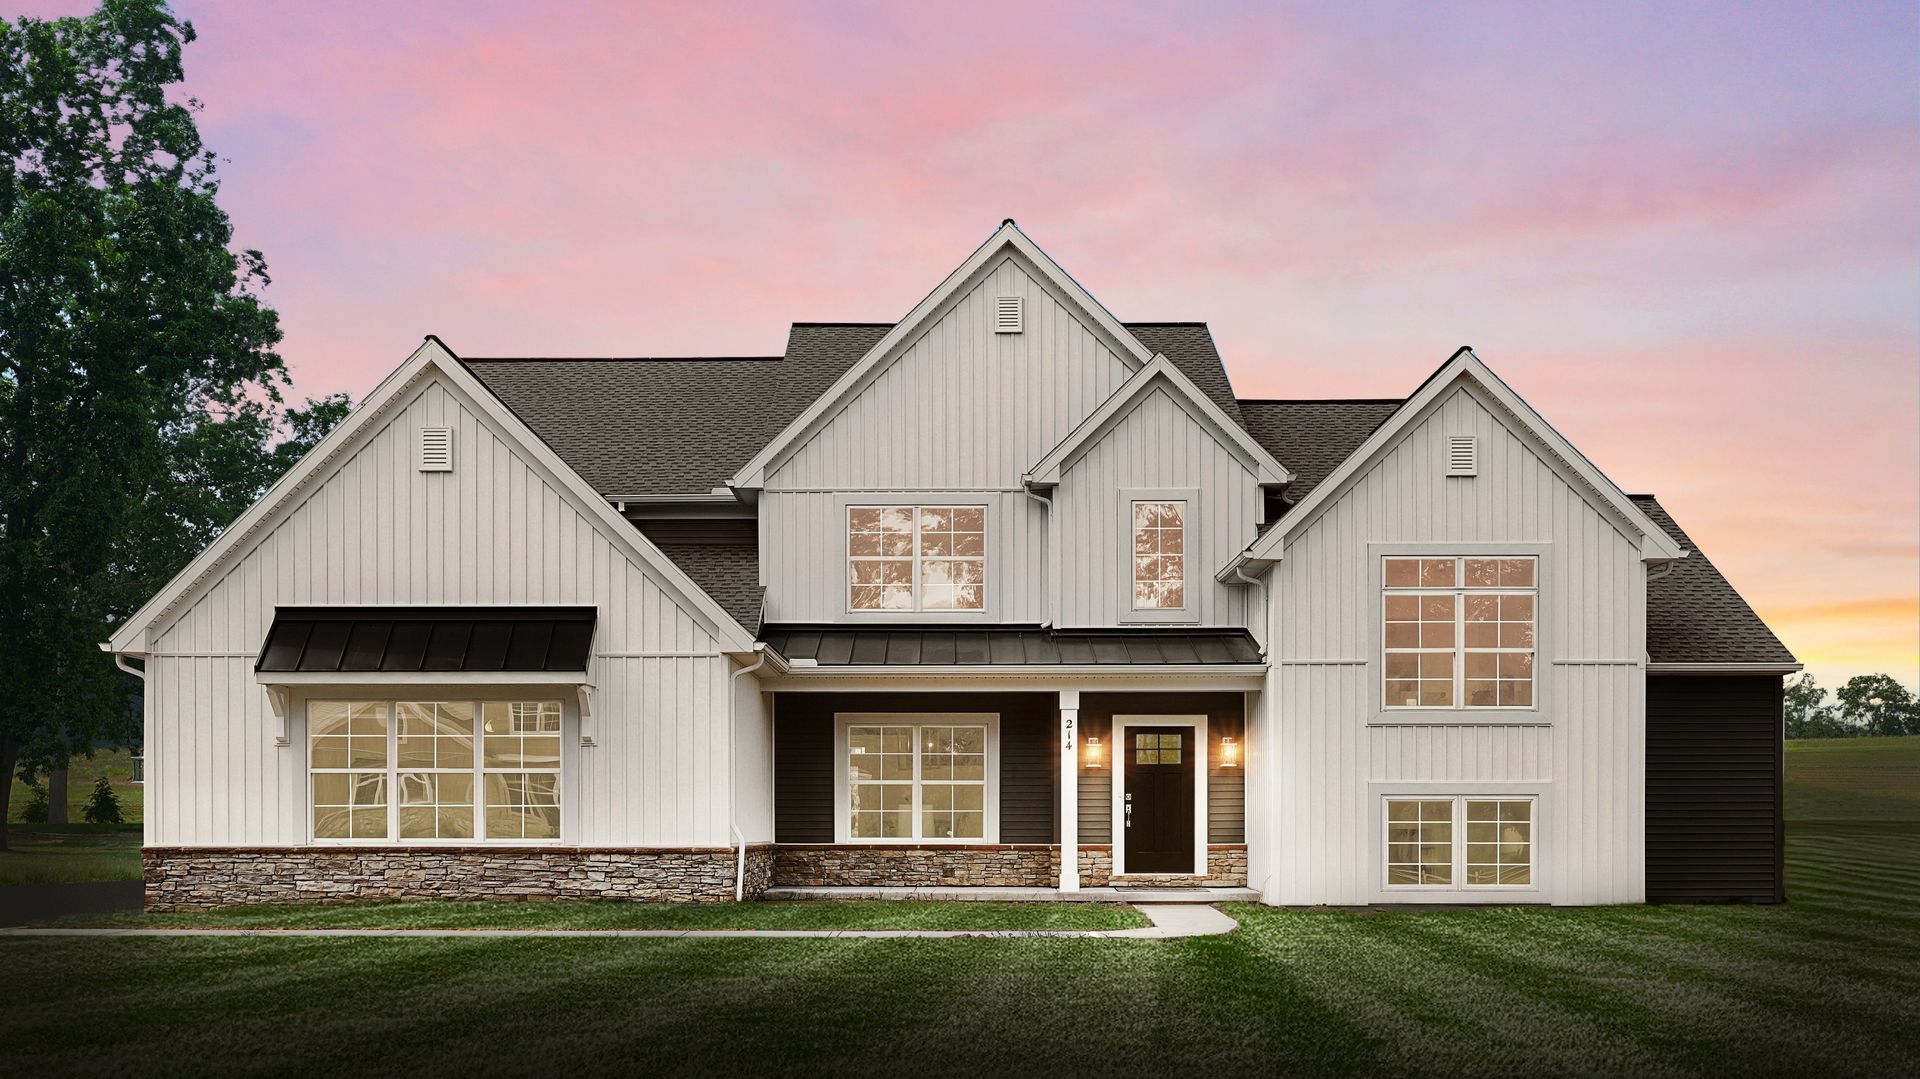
[1132,500,1186,610]
[847,506,986,611]
[1382,557,1536,709]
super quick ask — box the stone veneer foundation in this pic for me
[770,844,1248,888]
[143,846,776,911]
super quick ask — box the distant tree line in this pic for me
[1784,674,1919,739]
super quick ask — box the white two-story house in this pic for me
[110,222,1799,909]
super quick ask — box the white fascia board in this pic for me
[1245,348,1685,564]
[1025,355,1293,487]
[110,339,758,657]
[728,221,1157,490]
[1645,662,1803,675]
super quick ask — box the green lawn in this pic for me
[7,748,144,826]
[2,824,1916,1077]
[44,898,1146,932]
[1785,735,1920,822]
[0,828,142,886]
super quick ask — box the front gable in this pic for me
[1244,349,1684,567]
[111,340,756,658]
[738,222,1157,491]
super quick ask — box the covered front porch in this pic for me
[755,626,1264,895]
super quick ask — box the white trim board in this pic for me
[729,221,1156,490]
[108,338,756,657]
[1024,356,1291,488]
[1111,714,1209,877]
[1241,348,1686,566]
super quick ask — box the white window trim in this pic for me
[831,713,1001,844]
[837,495,995,622]
[300,690,572,846]
[1368,782,1549,904]
[1110,713,1209,876]
[1368,543,1550,725]
[1117,487,1200,624]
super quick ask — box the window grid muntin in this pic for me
[848,505,986,612]
[310,700,391,840]
[1384,796,1536,890]
[481,701,563,841]
[1383,556,1537,710]
[1131,500,1187,610]
[309,699,562,844]
[846,722,988,841]
[396,701,477,840]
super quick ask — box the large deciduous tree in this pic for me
[1834,675,1919,738]
[1,1,344,846]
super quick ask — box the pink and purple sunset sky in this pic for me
[31,1,1920,688]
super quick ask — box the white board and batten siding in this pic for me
[1052,385,1260,628]
[1265,382,1647,906]
[759,252,1257,629]
[144,369,750,849]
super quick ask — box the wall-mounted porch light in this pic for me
[1083,735,1104,769]
[1219,736,1240,767]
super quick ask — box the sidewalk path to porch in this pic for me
[0,903,1237,941]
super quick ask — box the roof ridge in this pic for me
[789,321,894,327]
[1123,320,1210,327]
[461,355,785,363]
[1238,397,1404,405]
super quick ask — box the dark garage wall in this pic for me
[1646,675,1785,903]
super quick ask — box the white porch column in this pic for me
[1059,689,1080,891]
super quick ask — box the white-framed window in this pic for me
[847,506,986,612]
[1131,500,1187,610]
[1382,556,1536,709]
[1384,795,1535,889]
[309,699,562,843]
[836,714,997,842]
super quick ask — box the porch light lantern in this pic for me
[1219,735,1240,767]
[1083,735,1104,769]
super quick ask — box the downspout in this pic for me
[727,644,768,901]
[1022,482,1055,626]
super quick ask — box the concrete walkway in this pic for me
[761,885,1259,904]
[0,903,1237,941]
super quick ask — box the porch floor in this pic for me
[760,885,1259,904]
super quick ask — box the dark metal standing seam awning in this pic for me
[257,607,597,673]
[757,625,1264,667]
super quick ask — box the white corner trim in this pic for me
[729,222,1155,489]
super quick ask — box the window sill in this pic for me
[1117,609,1200,625]
[1368,711,1550,726]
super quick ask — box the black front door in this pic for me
[1122,726,1195,874]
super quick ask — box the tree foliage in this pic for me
[1785,673,1920,739]
[0,1,346,847]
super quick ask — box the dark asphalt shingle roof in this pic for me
[463,322,1238,499]
[1634,496,1797,667]
[760,625,1264,666]
[1237,399,1403,500]
[650,539,765,634]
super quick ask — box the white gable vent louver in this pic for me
[994,295,1024,334]
[419,426,454,472]
[1446,435,1478,477]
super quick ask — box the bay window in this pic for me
[1383,556,1536,709]
[310,698,562,843]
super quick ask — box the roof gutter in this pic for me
[1646,662,1803,675]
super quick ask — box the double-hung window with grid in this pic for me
[847,506,986,612]
[1382,556,1536,709]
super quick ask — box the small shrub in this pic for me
[83,775,124,825]
[21,780,50,824]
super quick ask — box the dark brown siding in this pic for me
[772,693,1055,844]
[1079,693,1245,845]
[1646,675,1785,903]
